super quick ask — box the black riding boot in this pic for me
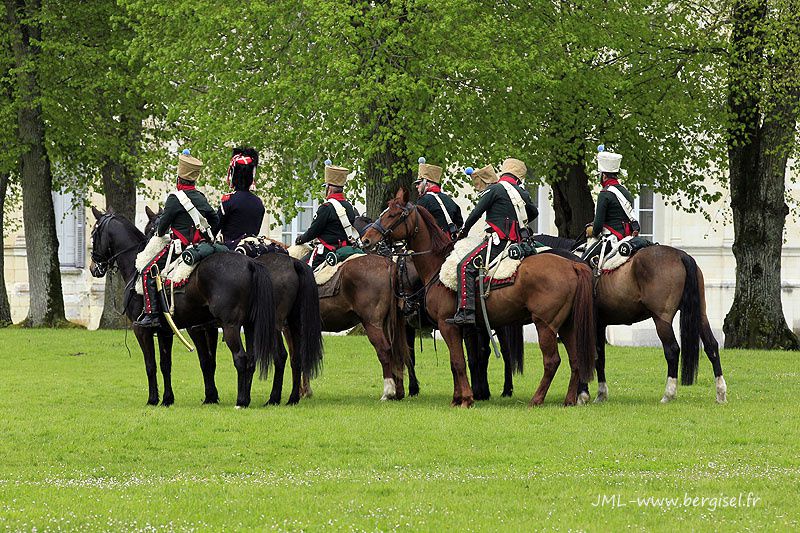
[446,267,477,326]
[134,275,161,328]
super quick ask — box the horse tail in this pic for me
[386,261,410,379]
[679,253,701,386]
[291,258,324,379]
[571,263,596,383]
[248,261,277,380]
[498,324,524,375]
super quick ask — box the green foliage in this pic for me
[1,329,799,529]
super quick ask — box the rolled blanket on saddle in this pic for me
[181,242,230,266]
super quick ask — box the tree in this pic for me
[723,0,800,349]
[4,0,67,327]
[0,18,17,326]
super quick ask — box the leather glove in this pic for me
[585,226,594,238]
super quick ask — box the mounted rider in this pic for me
[295,160,359,269]
[447,158,538,326]
[414,157,463,240]
[135,150,219,328]
[583,146,639,271]
[217,147,265,248]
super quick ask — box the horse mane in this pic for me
[415,205,454,256]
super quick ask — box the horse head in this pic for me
[89,206,145,278]
[144,205,163,238]
[360,189,416,250]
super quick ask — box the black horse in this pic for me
[354,215,525,400]
[90,207,280,407]
[142,207,324,406]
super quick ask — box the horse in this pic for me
[360,190,596,407]
[89,207,282,408]
[526,233,727,404]
[354,214,525,400]
[142,207,324,406]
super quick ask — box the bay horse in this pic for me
[89,207,281,408]
[530,234,727,404]
[361,190,596,407]
[355,214,525,400]
[143,208,324,406]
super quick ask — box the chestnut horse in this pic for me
[532,234,727,404]
[361,190,596,407]
[90,208,281,408]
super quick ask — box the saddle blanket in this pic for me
[133,235,218,294]
[600,235,654,273]
[440,235,520,292]
[288,243,367,286]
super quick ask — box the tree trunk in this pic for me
[551,160,595,239]
[361,109,412,219]
[98,158,137,329]
[723,0,799,350]
[0,172,12,326]
[6,0,68,327]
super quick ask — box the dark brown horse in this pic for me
[289,250,408,400]
[534,234,727,404]
[89,208,282,408]
[361,190,596,407]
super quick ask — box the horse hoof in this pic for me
[409,385,420,397]
[501,390,513,398]
[595,382,608,403]
[661,377,677,403]
[265,398,281,406]
[460,399,474,408]
[161,399,174,407]
[577,392,590,405]
[202,398,219,405]
[147,398,159,406]
[286,397,300,406]
[235,404,248,409]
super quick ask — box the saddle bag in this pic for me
[181,242,230,265]
[617,236,653,257]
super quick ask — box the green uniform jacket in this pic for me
[592,183,635,238]
[462,181,538,240]
[157,189,220,243]
[296,199,357,248]
[417,191,463,234]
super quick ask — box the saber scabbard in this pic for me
[152,267,194,352]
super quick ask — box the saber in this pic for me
[152,266,194,352]
[474,256,501,359]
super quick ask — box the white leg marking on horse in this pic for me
[577,391,590,405]
[715,375,727,404]
[595,382,608,403]
[661,377,678,403]
[381,378,397,401]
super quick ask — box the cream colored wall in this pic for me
[3,176,800,343]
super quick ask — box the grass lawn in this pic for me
[0,328,798,531]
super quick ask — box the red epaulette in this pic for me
[221,193,232,202]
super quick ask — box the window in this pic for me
[52,191,85,268]
[281,195,319,245]
[634,186,654,240]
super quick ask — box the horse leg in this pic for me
[189,326,219,404]
[223,326,253,408]
[364,322,397,401]
[156,330,175,406]
[267,330,288,405]
[406,325,420,397]
[499,329,513,397]
[301,373,313,398]
[286,332,302,405]
[654,317,680,403]
[530,323,560,407]
[438,322,473,408]
[134,327,159,405]
[701,317,727,403]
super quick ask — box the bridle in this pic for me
[370,202,418,241]
[89,213,142,277]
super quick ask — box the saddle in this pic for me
[288,242,366,288]
[234,236,289,258]
[134,236,228,294]
[585,235,654,273]
[440,234,546,292]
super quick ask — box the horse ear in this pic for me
[145,206,157,221]
[394,188,409,204]
[91,206,105,220]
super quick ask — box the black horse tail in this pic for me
[571,263,596,383]
[248,261,277,380]
[387,262,410,380]
[498,324,524,375]
[679,253,701,386]
[291,258,324,380]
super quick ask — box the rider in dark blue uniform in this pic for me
[217,147,265,248]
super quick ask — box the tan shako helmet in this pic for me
[466,165,499,192]
[414,156,444,185]
[499,157,527,181]
[177,149,203,181]
[323,158,349,187]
